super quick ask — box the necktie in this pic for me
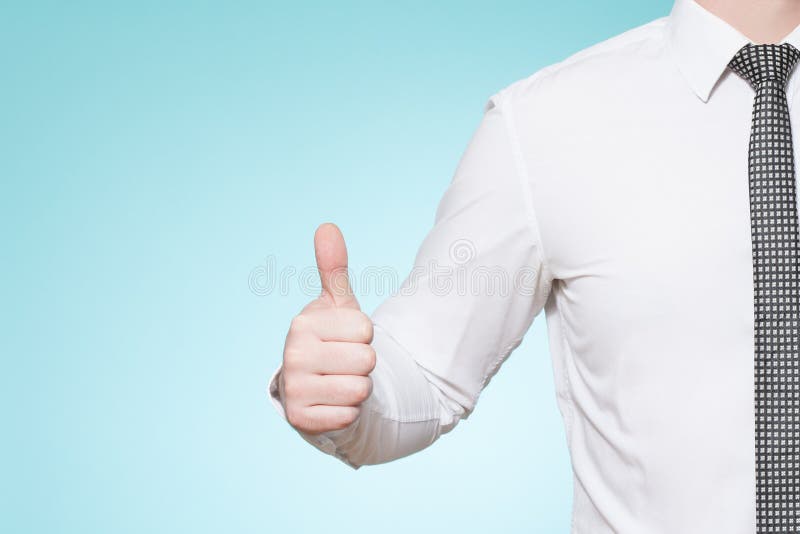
[729,43,800,531]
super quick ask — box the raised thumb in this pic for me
[314,223,359,309]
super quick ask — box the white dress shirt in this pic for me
[269,0,800,531]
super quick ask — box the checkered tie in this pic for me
[729,43,800,531]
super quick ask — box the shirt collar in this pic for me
[667,0,800,102]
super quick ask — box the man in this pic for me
[269,0,800,531]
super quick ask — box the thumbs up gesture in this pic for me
[279,223,376,434]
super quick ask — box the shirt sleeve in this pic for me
[267,88,554,467]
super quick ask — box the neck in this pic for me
[696,0,800,43]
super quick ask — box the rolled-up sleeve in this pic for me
[268,88,554,467]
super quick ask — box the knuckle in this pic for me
[360,345,377,373]
[282,346,304,371]
[289,314,310,334]
[282,376,304,400]
[356,313,374,341]
[352,377,372,403]
[285,406,307,430]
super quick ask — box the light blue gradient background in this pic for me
[2,1,673,532]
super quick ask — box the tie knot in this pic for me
[728,43,800,89]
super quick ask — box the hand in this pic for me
[279,223,376,434]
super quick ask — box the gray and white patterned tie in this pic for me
[729,43,800,532]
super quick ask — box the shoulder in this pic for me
[486,16,669,112]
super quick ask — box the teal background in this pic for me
[2,1,673,532]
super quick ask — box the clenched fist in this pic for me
[279,223,376,434]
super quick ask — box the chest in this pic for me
[524,87,800,360]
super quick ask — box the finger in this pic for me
[304,374,373,406]
[297,307,373,343]
[314,222,359,309]
[309,342,376,375]
[288,405,361,435]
